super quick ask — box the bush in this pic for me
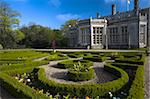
[57,60,93,69]
[127,66,144,99]
[46,53,68,61]
[115,54,145,65]
[0,61,49,71]
[37,64,129,98]
[67,68,95,81]
[67,62,95,81]
[110,62,138,70]
[83,55,102,62]
[0,60,24,66]
[0,72,49,99]
[0,51,49,61]
[67,52,84,58]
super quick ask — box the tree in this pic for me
[0,0,22,48]
[20,24,53,48]
[60,19,78,47]
[20,25,68,49]
[53,29,68,47]
[61,19,78,35]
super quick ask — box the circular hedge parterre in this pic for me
[57,60,93,69]
[38,63,129,98]
[67,68,95,81]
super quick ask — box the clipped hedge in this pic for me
[0,51,49,61]
[67,52,84,58]
[127,66,144,99]
[110,62,138,70]
[57,60,93,69]
[0,61,49,71]
[83,55,102,62]
[38,64,129,98]
[0,60,24,66]
[0,72,49,99]
[46,53,68,61]
[67,68,95,81]
[115,55,145,65]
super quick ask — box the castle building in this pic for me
[66,0,150,49]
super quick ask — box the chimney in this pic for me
[134,0,139,15]
[134,0,139,10]
[112,4,116,15]
[96,12,100,18]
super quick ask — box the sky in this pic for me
[4,0,150,29]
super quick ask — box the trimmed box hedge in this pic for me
[110,62,138,70]
[0,72,49,99]
[37,64,129,98]
[67,53,84,58]
[67,68,95,81]
[57,60,93,69]
[0,51,49,61]
[0,60,24,66]
[115,54,145,65]
[83,55,102,62]
[0,61,49,71]
[127,66,144,99]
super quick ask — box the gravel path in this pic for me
[33,56,49,61]
[144,56,150,99]
[40,59,117,84]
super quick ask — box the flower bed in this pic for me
[0,71,49,99]
[57,60,93,69]
[67,61,95,81]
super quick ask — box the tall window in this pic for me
[109,27,118,43]
[121,26,128,43]
[140,25,145,44]
[93,27,103,45]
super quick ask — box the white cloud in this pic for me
[49,0,61,7]
[56,13,80,21]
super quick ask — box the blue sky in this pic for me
[5,0,150,29]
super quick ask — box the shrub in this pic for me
[46,53,68,61]
[0,60,24,66]
[37,64,129,98]
[110,62,138,70]
[0,72,49,99]
[0,51,49,61]
[0,61,49,71]
[83,55,102,62]
[67,68,95,81]
[127,66,144,99]
[57,60,93,69]
[67,53,84,58]
[115,54,145,65]
[67,62,95,81]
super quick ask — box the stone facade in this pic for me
[66,6,150,49]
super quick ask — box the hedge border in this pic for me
[0,68,49,99]
[127,66,144,99]
[57,60,93,69]
[67,68,95,81]
[38,64,129,97]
